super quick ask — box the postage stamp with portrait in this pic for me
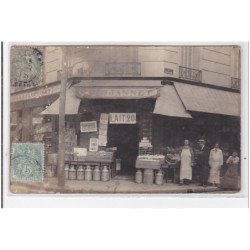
[11,143,44,182]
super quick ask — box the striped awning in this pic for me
[174,82,240,117]
[153,85,192,118]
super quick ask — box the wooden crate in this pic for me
[135,159,161,169]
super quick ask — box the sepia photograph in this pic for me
[9,45,241,194]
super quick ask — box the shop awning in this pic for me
[41,87,81,115]
[174,82,240,117]
[153,85,192,118]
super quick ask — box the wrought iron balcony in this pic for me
[105,62,141,76]
[179,66,202,82]
[231,77,240,90]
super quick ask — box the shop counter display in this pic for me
[65,151,116,177]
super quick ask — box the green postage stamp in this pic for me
[11,143,44,182]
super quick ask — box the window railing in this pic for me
[179,66,202,82]
[105,62,141,76]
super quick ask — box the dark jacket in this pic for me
[196,145,209,166]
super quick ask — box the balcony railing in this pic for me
[179,66,202,82]
[231,77,240,90]
[105,62,141,76]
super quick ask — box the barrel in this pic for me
[135,169,143,184]
[143,169,154,185]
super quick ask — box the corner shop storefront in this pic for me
[11,79,240,180]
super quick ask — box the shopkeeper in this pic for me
[179,139,194,185]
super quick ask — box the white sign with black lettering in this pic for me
[109,113,136,124]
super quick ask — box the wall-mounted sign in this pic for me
[98,135,107,147]
[99,123,108,136]
[109,113,136,124]
[100,113,109,124]
[75,88,159,99]
[80,121,97,133]
[89,138,99,152]
[164,68,174,75]
[11,84,61,103]
[74,147,87,156]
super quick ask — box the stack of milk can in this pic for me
[65,164,110,181]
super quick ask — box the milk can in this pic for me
[64,164,69,180]
[101,165,110,181]
[155,170,164,185]
[93,165,101,181]
[135,169,143,184]
[77,165,84,180]
[143,169,154,185]
[68,165,76,180]
[85,165,92,181]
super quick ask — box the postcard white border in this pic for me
[2,42,249,208]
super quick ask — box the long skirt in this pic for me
[221,164,239,190]
[208,163,221,185]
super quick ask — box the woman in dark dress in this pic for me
[221,151,240,191]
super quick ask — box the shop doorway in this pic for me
[108,124,139,177]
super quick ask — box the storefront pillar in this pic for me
[21,108,32,142]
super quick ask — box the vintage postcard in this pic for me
[8,44,244,195]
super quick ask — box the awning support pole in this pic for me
[57,47,68,187]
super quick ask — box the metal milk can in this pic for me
[155,170,164,185]
[68,165,76,180]
[135,169,143,184]
[93,165,101,181]
[143,169,154,185]
[101,166,110,181]
[64,164,69,180]
[85,165,92,181]
[77,165,84,180]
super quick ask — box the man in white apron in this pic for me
[208,142,223,186]
[179,140,194,185]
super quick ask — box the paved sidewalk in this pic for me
[10,177,220,194]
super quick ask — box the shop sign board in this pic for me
[80,121,97,132]
[11,84,61,103]
[109,113,136,124]
[89,138,99,152]
[75,88,159,99]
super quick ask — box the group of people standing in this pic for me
[179,139,240,190]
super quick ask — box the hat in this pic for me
[198,139,206,142]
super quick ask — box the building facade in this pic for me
[10,45,241,179]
